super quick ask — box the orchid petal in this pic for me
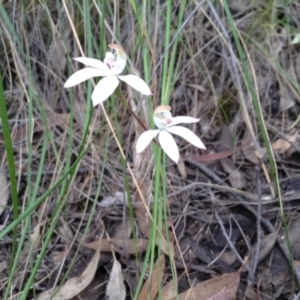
[158,130,179,163]
[92,75,119,106]
[73,57,110,72]
[118,75,152,96]
[104,52,114,61]
[136,130,160,153]
[110,53,127,75]
[168,116,200,127]
[64,68,109,88]
[153,116,168,129]
[166,126,206,149]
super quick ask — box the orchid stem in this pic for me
[115,87,149,131]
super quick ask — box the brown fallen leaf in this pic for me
[220,157,247,190]
[189,149,234,163]
[161,280,177,300]
[83,238,148,255]
[69,276,102,300]
[241,130,262,165]
[271,130,299,154]
[111,218,132,240]
[177,154,187,179]
[138,254,165,300]
[106,259,126,300]
[169,271,240,300]
[37,235,102,300]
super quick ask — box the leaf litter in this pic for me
[106,259,126,300]
[1,1,300,300]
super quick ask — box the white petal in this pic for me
[73,57,110,72]
[166,126,206,149]
[110,54,127,75]
[168,116,200,127]
[92,76,119,106]
[158,130,179,163]
[64,68,108,88]
[153,116,168,129]
[136,130,160,153]
[104,52,114,61]
[118,75,152,96]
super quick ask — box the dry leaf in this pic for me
[245,285,258,300]
[241,130,263,164]
[155,234,175,257]
[243,231,278,272]
[161,280,177,300]
[20,223,42,261]
[135,205,151,237]
[170,272,240,300]
[69,276,102,300]
[83,238,148,255]
[111,218,132,239]
[291,33,300,45]
[271,130,298,154]
[30,224,41,248]
[217,126,247,189]
[37,237,101,300]
[191,149,234,163]
[106,259,126,300]
[138,254,165,300]
[220,158,247,190]
[177,155,187,179]
[220,250,238,265]
[99,191,128,207]
[0,169,9,216]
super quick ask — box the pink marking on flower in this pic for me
[164,117,173,124]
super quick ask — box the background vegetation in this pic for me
[0,0,300,299]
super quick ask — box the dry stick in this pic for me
[247,164,263,292]
[115,88,149,131]
[184,157,300,286]
[185,158,227,186]
[203,189,242,271]
[208,187,251,272]
[214,212,245,267]
[205,1,300,287]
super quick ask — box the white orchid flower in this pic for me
[136,105,206,163]
[64,44,152,106]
